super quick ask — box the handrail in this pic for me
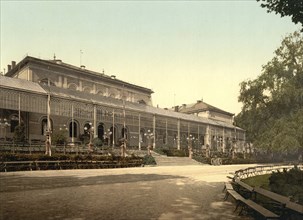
[234,163,303,180]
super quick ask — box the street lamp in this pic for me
[59,124,68,132]
[0,118,11,141]
[187,134,195,159]
[84,122,94,152]
[144,129,154,156]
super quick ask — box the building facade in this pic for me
[0,56,246,153]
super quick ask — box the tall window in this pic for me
[10,115,19,133]
[69,121,77,138]
[41,118,52,135]
[110,126,116,145]
[121,127,128,139]
[98,124,104,139]
[140,129,145,143]
[163,133,167,144]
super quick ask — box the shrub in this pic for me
[52,130,68,145]
[93,138,103,147]
[13,122,26,143]
[192,156,211,164]
[269,167,303,204]
[143,155,156,165]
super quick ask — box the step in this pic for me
[151,152,202,166]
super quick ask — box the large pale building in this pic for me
[0,56,246,153]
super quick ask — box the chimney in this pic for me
[11,61,16,69]
[111,75,116,79]
[197,100,202,103]
[80,65,85,69]
[7,64,12,72]
[174,105,179,112]
[182,104,186,107]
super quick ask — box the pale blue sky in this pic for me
[0,1,300,114]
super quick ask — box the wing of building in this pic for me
[0,56,246,153]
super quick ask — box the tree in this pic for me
[235,31,303,156]
[257,0,303,30]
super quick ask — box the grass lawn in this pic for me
[242,174,271,190]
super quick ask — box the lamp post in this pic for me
[187,134,195,159]
[84,122,94,152]
[144,129,154,156]
[59,124,68,153]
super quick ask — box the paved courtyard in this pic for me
[0,164,254,220]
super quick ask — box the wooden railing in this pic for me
[226,164,303,218]
[234,163,303,180]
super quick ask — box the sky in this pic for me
[0,0,300,115]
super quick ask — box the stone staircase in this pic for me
[151,151,203,166]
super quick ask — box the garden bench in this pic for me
[286,201,303,215]
[225,189,280,219]
[223,182,234,193]
[241,198,280,219]
[255,187,303,216]
[253,186,290,205]
[234,179,254,199]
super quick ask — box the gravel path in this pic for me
[0,164,254,220]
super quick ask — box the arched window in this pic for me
[69,121,78,138]
[138,100,146,105]
[40,78,55,86]
[68,83,78,91]
[83,86,91,93]
[98,123,104,139]
[96,90,104,96]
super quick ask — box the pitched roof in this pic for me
[178,100,234,116]
[0,75,46,94]
[5,56,153,94]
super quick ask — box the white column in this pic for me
[165,119,168,145]
[138,114,141,150]
[153,114,156,149]
[177,118,180,150]
[205,125,210,147]
[112,109,115,147]
[93,105,97,138]
[18,93,21,125]
[198,125,200,149]
[222,127,225,153]
[71,104,74,143]
[47,93,52,156]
